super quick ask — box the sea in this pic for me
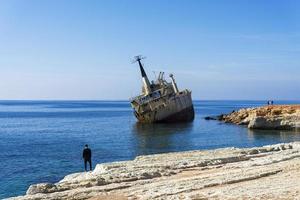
[1,100,300,199]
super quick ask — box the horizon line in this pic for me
[0,99,299,102]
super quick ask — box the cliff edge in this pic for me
[218,105,300,130]
[8,142,300,200]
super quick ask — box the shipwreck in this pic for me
[130,56,195,123]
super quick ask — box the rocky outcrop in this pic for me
[8,142,300,200]
[217,105,300,130]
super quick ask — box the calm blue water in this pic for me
[1,100,300,199]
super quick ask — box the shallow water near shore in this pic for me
[1,100,300,199]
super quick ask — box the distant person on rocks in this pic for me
[82,144,92,171]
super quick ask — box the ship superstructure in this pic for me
[130,56,195,123]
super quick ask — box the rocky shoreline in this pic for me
[208,105,300,130]
[8,142,300,200]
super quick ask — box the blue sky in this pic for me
[0,0,299,100]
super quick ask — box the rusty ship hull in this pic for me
[133,90,194,123]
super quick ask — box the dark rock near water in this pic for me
[204,116,217,120]
[204,114,224,121]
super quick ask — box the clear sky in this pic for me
[0,0,299,100]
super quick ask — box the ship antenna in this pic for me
[132,55,152,95]
[132,55,147,77]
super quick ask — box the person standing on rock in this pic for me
[82,144,92,171]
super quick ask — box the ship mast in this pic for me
[169,74,179,93]
[133,55,151,95]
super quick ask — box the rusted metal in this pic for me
[130,56,195,123]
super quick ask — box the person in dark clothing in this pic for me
[82,144,92,171]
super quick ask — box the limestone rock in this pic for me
[216,105,300,130]
[26,183,57,195]
[8,142,300,200]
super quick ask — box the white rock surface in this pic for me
[8,142,300,200]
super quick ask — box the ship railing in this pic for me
[131,90,162,105]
